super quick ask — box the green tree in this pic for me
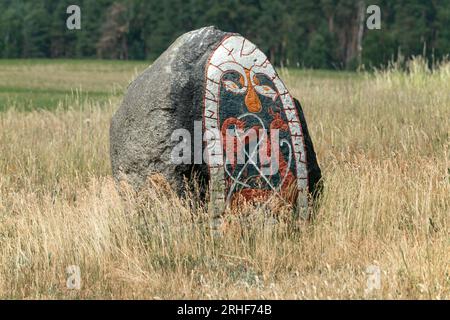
[0,1,25,58]
[22,0,51,57]
[0,0,448,67]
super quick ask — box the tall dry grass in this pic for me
[0,59,449,299]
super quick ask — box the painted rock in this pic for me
[110,26,321,221]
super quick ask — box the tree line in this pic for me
[0,0,449,69]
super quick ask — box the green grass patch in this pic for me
[0,59,150,111]
[0,87,114,112]
[0,59,364,111]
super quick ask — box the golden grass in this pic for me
[0,59,449,299]
[0,60,146,91]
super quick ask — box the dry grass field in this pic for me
[0,59,448,299]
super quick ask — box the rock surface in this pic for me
[110,26,322,214]
[110,26,227,195]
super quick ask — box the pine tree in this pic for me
[0,0,25,58]
[0,0,448,67]
[22,0,51,58]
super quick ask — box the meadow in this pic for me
[0,59,448,299]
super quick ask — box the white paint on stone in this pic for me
[203,35,308,213]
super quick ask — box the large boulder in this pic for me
[110,26,321,220]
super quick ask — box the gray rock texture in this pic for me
[110,26,227,195]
